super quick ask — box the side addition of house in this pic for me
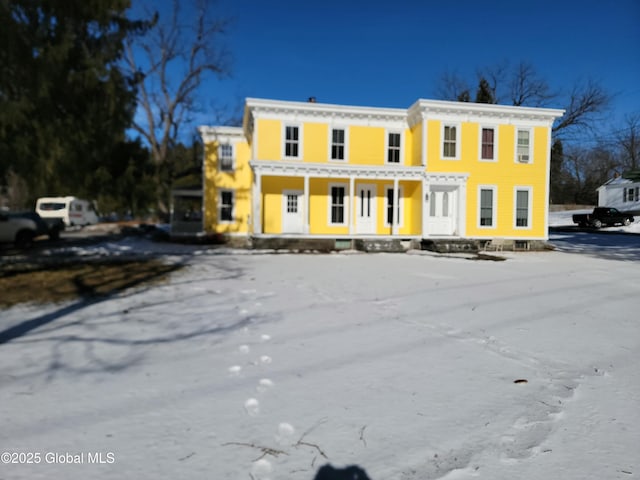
[199,97,564,247]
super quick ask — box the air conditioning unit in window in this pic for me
[517,154,530,163]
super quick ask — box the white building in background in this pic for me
[597,175,640,211]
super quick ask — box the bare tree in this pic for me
[552,79,611,137]
[124,0,231,215]
[435,61,611,140]
[508,61,555,107]
[435,70,472,103]
[615,114,640,171]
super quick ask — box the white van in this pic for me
[36,196,99,227]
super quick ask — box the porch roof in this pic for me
[249,160,426,180]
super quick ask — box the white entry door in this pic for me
[282,190,304,233]
[356,184,376,234]
[427,188,457,235]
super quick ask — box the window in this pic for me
[219,190,234,222]
[331,128,345,161]
[481,127,495,160]
[624,187,639,202]
[515,189,530,227]
[387,132,401,163]
[385,187,403,226]
[479,187,495,227]
[516,129,531,163]
[330,185,346,225]
[443,125,458,158]
[285,125,299,158]
[286,194,298,213]
[219,144,234,171]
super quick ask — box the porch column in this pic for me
[304,174,310,234]
[392,177,399,235]
[253,172,262,234]
[349,176,355,235]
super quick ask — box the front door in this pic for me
[282,190,304,233]
[356,184,376,234]
[427,187,457,235]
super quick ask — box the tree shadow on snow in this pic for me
[0,253,257,381]
[549,230,640,262]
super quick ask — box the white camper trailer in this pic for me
[36,196,99,227]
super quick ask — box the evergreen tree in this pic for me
[0,0,150,206]
[475,77,496,104]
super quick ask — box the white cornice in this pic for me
[198,126,245,143]
[407,99,564,127]
[250,160,426,180]
[245,97,408,129]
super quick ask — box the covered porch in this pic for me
[249,161,426,238]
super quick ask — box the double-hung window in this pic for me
[624,187,639,202]
[330,185,346,225]
[481,127,495,161]
[331,128,345,161]
[443,125,458,159]
[285,125,300,158]
[516,129,531,163]
[219,144,234,171]
[479,187,495,227]
[219,190,234,222]
[515,188,531,227]
[387,132,401,163]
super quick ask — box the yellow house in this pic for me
[199,97,564,247]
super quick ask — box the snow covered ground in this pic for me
[1,216,639,480]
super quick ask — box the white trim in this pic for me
[253,173,262,234]
[515,127,533,164]
[328,182,349,227]
[328,125,349,162]
[477,185,497,229]
[441,122,460,160]
[384,185,404,228]
[198,126,244,144]
[514,186,533,229]
[478,125,498,162]
[283,123,302,159]
[218,188,234,224]
[408,98,565,127]
[250,160,425,180]
[384,129,405,165]
[246,97,408,130]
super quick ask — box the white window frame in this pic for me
[515,127,533,164]
[329,126,349,162]
[442,123,460,160]
[218,143,234,171]
[479,125,497,162]
[328,183,348,226]
[218,189,234,223]
[384,186,404,228]
[385,130,404,164]
[514,186,533,229]
[478,185,497,229]
[283,124,302,159]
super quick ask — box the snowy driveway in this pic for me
[1,237,639,479]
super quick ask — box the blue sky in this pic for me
[150,0,640,138]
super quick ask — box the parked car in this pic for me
[0,211,62,248]
[17,211,64,240]
[572,207,635,228]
